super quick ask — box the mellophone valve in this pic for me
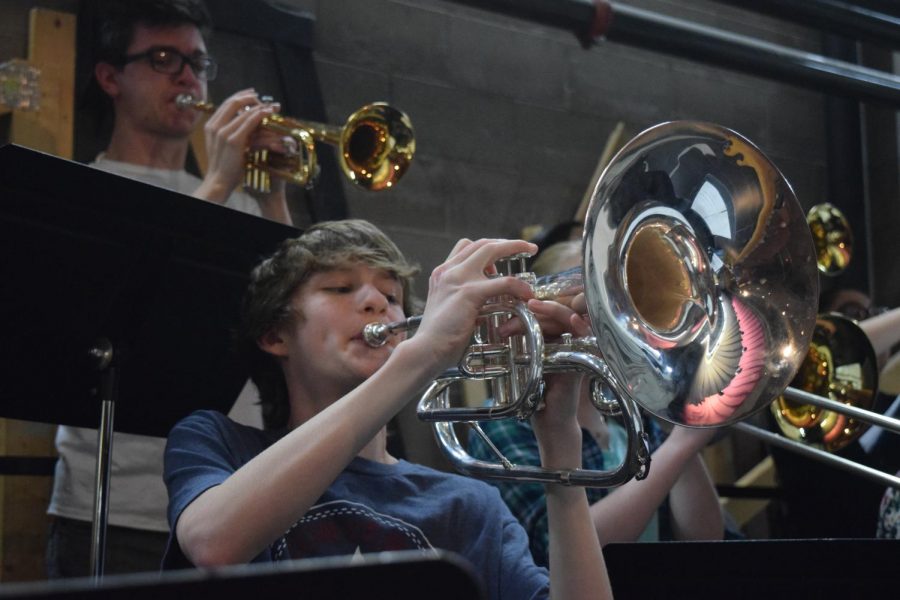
[362,252,652,488]
[175,93,416,194]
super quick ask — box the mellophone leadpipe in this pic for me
[361,269,584,346]
[363,316,423,347]
[175,93,416,193]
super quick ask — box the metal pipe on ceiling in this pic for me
[709,0,900,48]
[444,0,900,106]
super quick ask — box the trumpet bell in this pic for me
[174,93,415,193]
[582,121,820,428]
[772,313,878,451]
[807,202,853,277]
[340,103,415,191]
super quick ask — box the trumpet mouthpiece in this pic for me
[175,93,195,109]
[175,93,214,113]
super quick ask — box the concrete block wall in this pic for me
[269,0,831,288]
[2,0,835,289]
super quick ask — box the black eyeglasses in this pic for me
[119,46,218,81]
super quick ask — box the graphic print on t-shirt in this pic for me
[273,500,435,560]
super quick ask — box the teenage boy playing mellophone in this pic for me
[163,219,614,600]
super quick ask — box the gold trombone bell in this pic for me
[772,313,878,452]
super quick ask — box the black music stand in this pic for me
[0,144,298,576]
[0,550,486,600]
[604,538,900,599]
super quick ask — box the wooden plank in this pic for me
[702,435,736,484]
[2,8,76,581]
[0,420,55,583]
[574,121,629,224]
[9,8,76,158]
[720,455,778,527]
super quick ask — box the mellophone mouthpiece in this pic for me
[363,316,422,348]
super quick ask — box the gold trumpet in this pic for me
[807,202,853,277]
[176,94,415,193]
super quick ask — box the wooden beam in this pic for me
[2,8,76,582]
[9,8,77,158]
[574,121,629,224]
[720,455,778,527]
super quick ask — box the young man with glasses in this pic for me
[46,0,290,578]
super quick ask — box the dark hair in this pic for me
[94,0,213,64]
[240,220,420,430]
[76,1,212,162]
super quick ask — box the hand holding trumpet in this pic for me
[179,91,415,196]
[192,89,292,222]
[412,238,538,374]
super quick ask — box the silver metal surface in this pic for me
[772,313,879,451]
[734,422,900,490]
[429,350,650,486]
[417,300,544,421]
[362,315,422,347]
[782,386,900,432]
[373,121,826,486]
[582,121,819,427]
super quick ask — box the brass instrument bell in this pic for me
[176,94,415,194]
[808,202,852,277]
[772,313,878,452]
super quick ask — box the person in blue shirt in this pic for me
[163,220,613,600]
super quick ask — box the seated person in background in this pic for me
[469,240,724,567]
[163,220,613,600]
[47,0,292,578]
